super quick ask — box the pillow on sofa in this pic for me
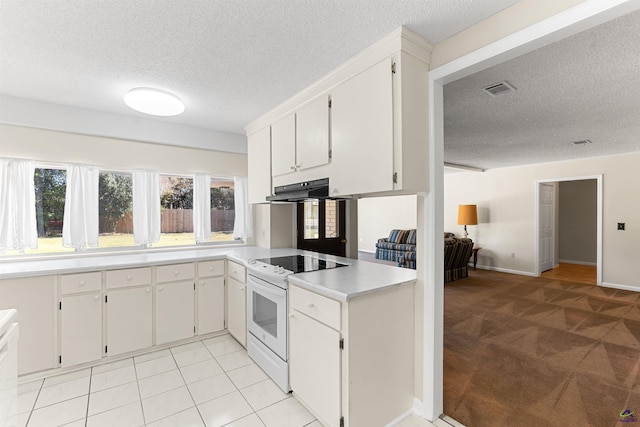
[405,229,417,245]
[389,229,408,243]
[444,232,456,239]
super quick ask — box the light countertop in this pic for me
[0,246,417,301]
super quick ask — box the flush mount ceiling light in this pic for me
[124,88,185,116]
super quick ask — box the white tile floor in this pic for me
[16,333,441,427]
[16,334,319,427]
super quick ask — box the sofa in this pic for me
[375,229,417,268]
[375,229,474,281]
[444,236,474,282]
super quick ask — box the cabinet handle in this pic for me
[209,266,214,271]
[174,270,179,276]
[200,281,205,286]
[93,295,100,301]
[289,313,295,319]
[127,275,132,280]
[307,302,314,309]
[145,288,151,293]
[158,286,164,292]
[79,280,86,286]
[240,286,245,291]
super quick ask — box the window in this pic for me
[210,180,235,241]
[157,175,194,247]
[98,172,134,248]
[31,167,73,254]
[302,200,319,239]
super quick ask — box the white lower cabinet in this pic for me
[289,283,415,427]
[289,306,341,426]
[197,276,225,335]
[60,293,102,367]
[156,281,195,345]
[106,286,153,356]
[227,276,246,347]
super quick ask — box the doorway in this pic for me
[535,176,602,285]
[296,199,347,257]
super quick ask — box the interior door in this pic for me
[297,199,346,257]
[539,183,555,273]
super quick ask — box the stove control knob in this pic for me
[248,258,256,265]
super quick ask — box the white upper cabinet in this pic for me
[246,29,431,198]
[296,95,330,171]
[331,58,394,197]
[271,114,297,177]
[271,95,330,179]
[247,126,272,204]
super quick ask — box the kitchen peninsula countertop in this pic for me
[0,246,417,301]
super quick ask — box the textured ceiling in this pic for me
[444,9,640,170]
[0,0,519,136]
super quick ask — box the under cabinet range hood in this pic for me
[266,178,330,202]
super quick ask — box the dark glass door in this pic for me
[296,199,346,257]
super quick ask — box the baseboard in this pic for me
[437,415,467,427]
[412,398,424,415]
[475,264,536,277]
[558,259,597,266]
[601,282,640,292]
[384,407,415,427]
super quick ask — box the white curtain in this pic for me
[133,170,160,246]
[233,176,253,240]
[63,164,99,251]
[0,158,37,253]
[193,174,211,243]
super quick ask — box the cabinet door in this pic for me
[227,277,246,347]
[197,277,224,335]
[289,309,341,426]
[331,58,394,196]
[60,293,102,367]
[106,287,152,356]
[271,114,296,177]
[248,127,272,203]
[296,95,330,171]
[156,281,195,345]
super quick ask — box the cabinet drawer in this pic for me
[290,285,341,331]
[156,263,195,284]
[105,267,152,289]
[60,272,101,295]
[227,261,246,284]
[197,260,225,278]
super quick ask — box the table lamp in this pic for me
[457,204,478,238]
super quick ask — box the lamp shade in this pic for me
[457,204,478,225]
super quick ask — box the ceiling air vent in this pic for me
[571,139,592,145]
[483,81,516,97]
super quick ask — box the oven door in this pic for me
[246,274,288,361]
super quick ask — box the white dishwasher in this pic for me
[0,309,19,427]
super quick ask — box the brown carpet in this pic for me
[444,269,640,427]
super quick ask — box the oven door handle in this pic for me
[248,276,286,297]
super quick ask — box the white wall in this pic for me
[357,195,417,253]
[444,152,640,289]
[253,204,295,249]
[0,124,247,177]
[0,95,247,154]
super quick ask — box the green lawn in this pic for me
[6,232,234,256]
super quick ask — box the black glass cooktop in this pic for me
[256,255,348,273]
